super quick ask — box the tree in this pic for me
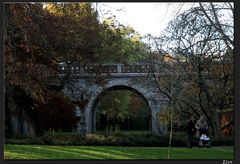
[37,91,79,133]
[5,2,105,136]
[145,2,233,138]
[96,90,130,131]
[96,90,150,132]
[4,2,153,136]
[127,92,150,131]
[96,14,149,64]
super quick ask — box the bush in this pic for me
[210,137,234,146]
[40,134,54,145]
[27,137,44,145]
[6,134,28,140]
[83,134,105,145]
[4,131,234,146]
[5,137,43,145]
[70,135,85,146]
[5,139,30,145]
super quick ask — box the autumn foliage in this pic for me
[36,92,79,132]
[5,2,150,135]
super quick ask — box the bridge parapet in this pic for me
[58,63,153,74]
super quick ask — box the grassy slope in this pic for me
[4,144,234,160]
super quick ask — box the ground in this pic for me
[4,144,233,160]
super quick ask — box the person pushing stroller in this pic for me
[195,116,211,148]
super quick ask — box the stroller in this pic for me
[198,133,211,148]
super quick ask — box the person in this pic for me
[195,115,208,137]
[187,116,196,148]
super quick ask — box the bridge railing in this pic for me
[58,63,155,74]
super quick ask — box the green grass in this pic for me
[4,144,233,160]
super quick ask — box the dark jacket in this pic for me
[187,120,196,135]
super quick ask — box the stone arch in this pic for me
[63,77,168,135]
[84,81,165,135]
[91,85,151,132]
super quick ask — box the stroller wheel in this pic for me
[198,144,203,148]
[198,140,203,148]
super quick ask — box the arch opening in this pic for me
[90,85,152,133]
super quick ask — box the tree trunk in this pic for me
[209,108,222,138]
[213,108,222,138]
[8,94,20,135]
[22,110,36,138]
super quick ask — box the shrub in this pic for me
[27,137,44,145]
[40,134,54,145]
[210,137,234,146]
[5,137,43,145]
[4,131,234,146]
[6,134,28,140]
[70,135,85,146]
[5,139,30,145]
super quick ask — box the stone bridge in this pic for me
[56,63,170,135]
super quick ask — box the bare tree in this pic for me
[144,2,233,138]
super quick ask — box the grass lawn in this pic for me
[4,144,234,160]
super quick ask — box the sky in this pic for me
[95,3,198,37]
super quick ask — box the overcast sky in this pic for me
[95,3,198,37]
